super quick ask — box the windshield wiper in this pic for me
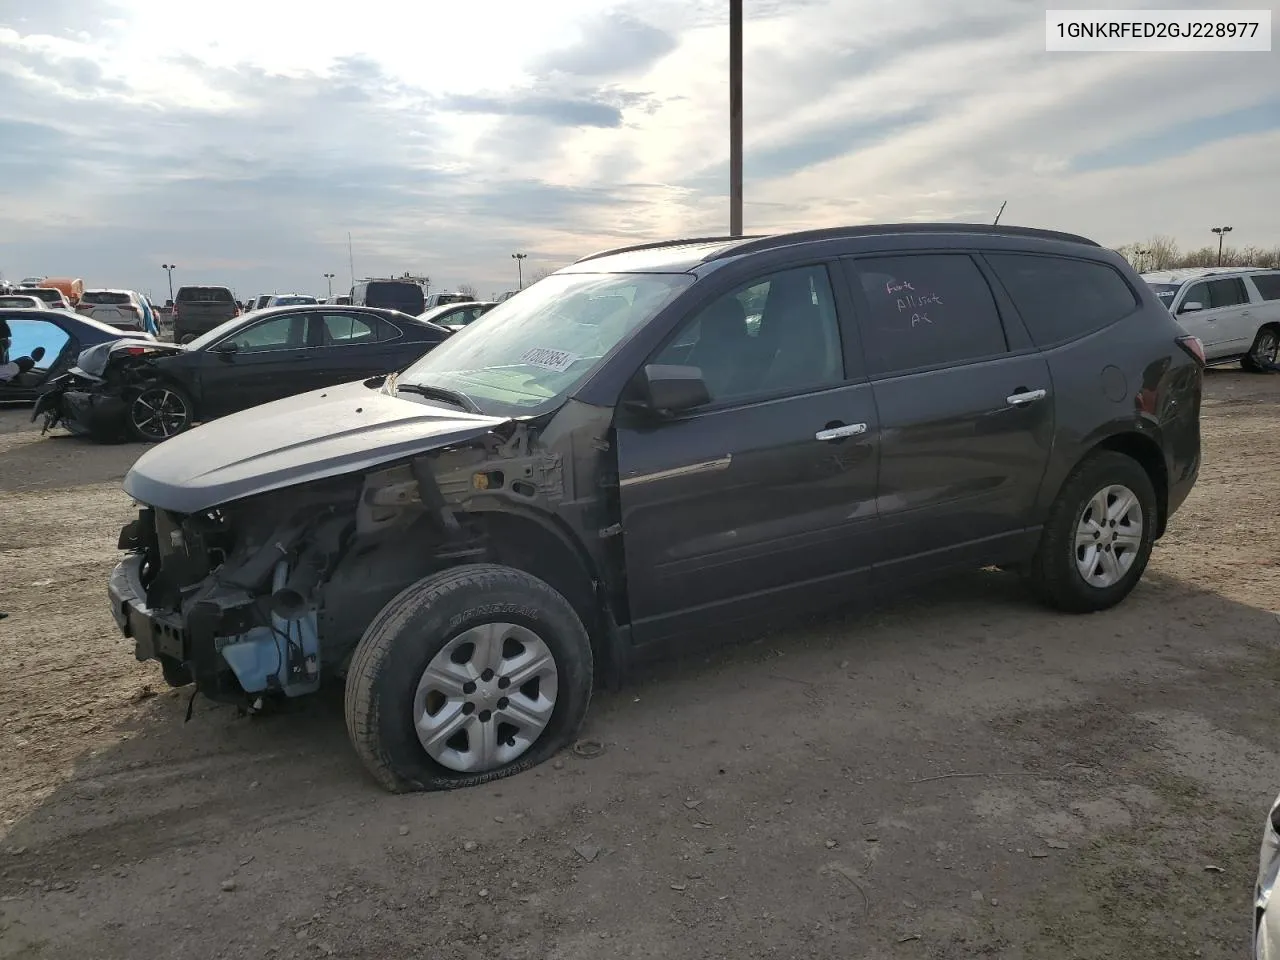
[394,382,481,414]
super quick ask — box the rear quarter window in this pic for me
[1250,273,1280,301]
[985,254,1139,348]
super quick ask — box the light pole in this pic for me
[1135,248,1150,272]
[1211,226,1233,266]
[161,263,176,303]
[511,252,527,290]
[729,0,743,237]
[323,273,335,298]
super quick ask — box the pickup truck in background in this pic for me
[1142,267,1280,372]
[172,285,240,342]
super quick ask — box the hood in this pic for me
[76,338,182,378]
[123,379,509,514]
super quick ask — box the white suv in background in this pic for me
[1142,267,1280,371]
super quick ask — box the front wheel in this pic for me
[344,564,594,792]
[1028,451,1157,613]
[126,382,195,443]
[1241,325,1280,373]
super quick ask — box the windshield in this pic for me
[31,289,64,303]
[272,296,316,306]
[0,297,40,308]
[1145,283,1181,308]
[397,272,693,417]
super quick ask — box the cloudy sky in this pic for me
[1,0,1276,302]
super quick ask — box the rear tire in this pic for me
[344,564,594,793]
[1241,325,1280,373]
[1028,451,1157,613]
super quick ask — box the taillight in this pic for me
[122,347,150,356]
[1176,335,1205,366]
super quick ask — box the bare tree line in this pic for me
[1116,236,1280,272]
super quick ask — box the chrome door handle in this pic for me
[815,423,867,441]
[1006,388,1047,406]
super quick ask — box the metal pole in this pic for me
[729,0,743,237]
[512,252,527,289]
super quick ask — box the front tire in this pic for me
[126,381,194,443]
[344,564,594,792]
[1028,451,1157,613]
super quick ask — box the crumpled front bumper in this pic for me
[107,554,187,663]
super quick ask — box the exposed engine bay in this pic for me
[108,412,618,712]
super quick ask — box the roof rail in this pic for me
[701,223,1101,262]
[573,235,765,265]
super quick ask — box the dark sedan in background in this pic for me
[0,309,152,403]
[36,305,451,442]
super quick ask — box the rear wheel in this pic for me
[1028,451,1157,613]
[1241,325,1279,373]
[344,564,594,792]
[126,382,194,443]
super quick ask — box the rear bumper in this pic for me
[63,388,127,438]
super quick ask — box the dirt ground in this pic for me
[1,369,1277,960]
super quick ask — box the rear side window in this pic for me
[322,313,377,345]
[1249,273,1280,301]
[986,254,1138,348]
[850,254,1007,376]
[1182,277,1249,310]
[177,287,235,303]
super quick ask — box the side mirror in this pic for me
[1179,301,1204,314]
[635,364,710,415]
[211,339,238,355]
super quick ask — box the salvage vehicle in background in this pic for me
[266,294,319,307]
[77,289,154,333]
[27,288,74,311]
[172,285,240,343]
[0,308,150,403]
[419,300,497,332]
[36,305,451,442]
[106,224,1202,792]
[0,295,45,310]
[1142,267,1280,372]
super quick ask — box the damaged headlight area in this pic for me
[111,475,367,708]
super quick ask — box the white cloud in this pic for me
[0,0,1276,299]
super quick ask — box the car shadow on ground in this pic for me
[0,565,1275,959]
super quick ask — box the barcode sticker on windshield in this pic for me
[520,347,578,372]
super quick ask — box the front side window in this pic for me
[222,314,305,353]
[7,319,69,367]
[397,272,693,417]
[651,264,843,403]
[850,254,1007,376]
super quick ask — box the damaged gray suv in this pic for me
[109,224,1203,791]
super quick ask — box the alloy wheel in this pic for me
[413,622,559,773]
[130,388,190,441]
[1074,483,1144,588]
